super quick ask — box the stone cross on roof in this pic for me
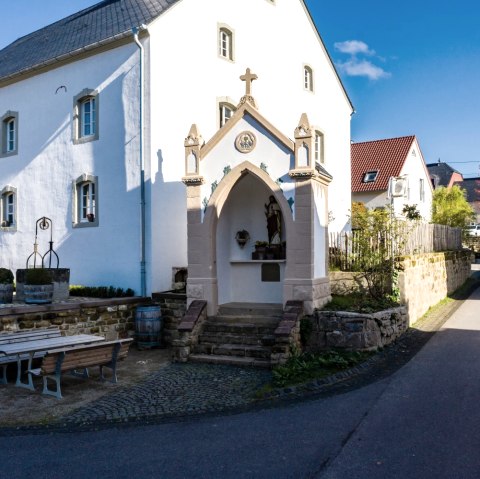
[239,68,258,108]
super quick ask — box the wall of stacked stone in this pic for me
[0,298,150,340]
[329,272,369,295]
[152,291,187,346]
[398,250,472,325]
[305,307,408,352]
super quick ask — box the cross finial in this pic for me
[240,68,258,96]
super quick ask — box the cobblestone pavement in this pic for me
[62,363,272,426]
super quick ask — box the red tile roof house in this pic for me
[351,135,433,221]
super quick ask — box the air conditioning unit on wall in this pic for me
[391,177,408,197]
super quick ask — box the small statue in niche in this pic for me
[265,195,282,245]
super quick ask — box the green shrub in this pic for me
[69,285,135,298]
[25,268,53,285]
[0,268,14,284]
[272,349,373,387]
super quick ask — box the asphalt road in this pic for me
[3,287,480,479]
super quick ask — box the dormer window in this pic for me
[363,171,379,183]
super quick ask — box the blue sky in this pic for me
[1,1,479,177]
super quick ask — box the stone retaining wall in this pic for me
[305,307,408,352]
[398,250,472,324]
[152,290,187,347]
[328,250,472,325]
[0,297,150,340]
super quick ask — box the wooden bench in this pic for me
[28,338,133,399]
[0,328,62,384]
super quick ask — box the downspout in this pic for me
[132,25,147,297]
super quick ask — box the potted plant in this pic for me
[0,268,14,304]
[235,229,250,248]
[24,268,54,304]
[253,241,268,260]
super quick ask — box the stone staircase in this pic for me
[189,303,283,368]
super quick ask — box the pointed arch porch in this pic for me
[185,161,294,315]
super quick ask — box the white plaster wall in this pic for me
[399,141,433,221]
[147,0,352,292]
[0,43,144,292]
[352,141,433,221]
[217,174,283,304]
[313,181,327,278]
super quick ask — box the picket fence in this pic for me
[329,223,462,271]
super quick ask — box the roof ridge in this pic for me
[351,135,415,146]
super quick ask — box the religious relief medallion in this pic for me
[235,131,257,153]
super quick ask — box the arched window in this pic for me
[1,186,17,229]
[73,174,98,227]
[218,25,234,61]
[73,89,99,144]
[304,65,314,92]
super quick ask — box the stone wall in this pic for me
[152,290,187,346]
[305,307,408,352]
[0,298,150,340]
[329,271,368,295]
[398,250,472,324]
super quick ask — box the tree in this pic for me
[431,185,474,227]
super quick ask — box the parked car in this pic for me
[466,224,480,236]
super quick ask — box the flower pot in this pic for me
[24,284,54,304]
[0,284,13,304]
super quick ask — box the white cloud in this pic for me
[334,39,391,80]
[336,59,391,81]
[334,40,375,56]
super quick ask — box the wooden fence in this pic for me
[329,223,463,271]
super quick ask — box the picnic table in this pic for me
[0,333,105,390]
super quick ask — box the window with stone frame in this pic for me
[73,174,98,228]
[218,25,234,61]
[73,89,99,144]
[1,111,18,157]
[314,130,325,165]
[1,186,17,230]
[304,65,314,92]
[219,102,236,127]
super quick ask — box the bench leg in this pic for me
[0,364,7,385]
[42,373,63,399]
[99,363,118,383]
[15,356,35,391]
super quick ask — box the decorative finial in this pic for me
[239,68,258,108]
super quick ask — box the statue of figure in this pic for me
[265,195,282,245]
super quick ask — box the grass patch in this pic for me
[271,349,374,388]
[323,293,399,314]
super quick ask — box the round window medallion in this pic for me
[235,131,256,153]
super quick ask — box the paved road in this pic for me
[2,287,480,478]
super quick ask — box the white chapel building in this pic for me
[0,0,353,312]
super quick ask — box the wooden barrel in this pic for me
[135,305,162,350]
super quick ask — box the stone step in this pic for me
[202,322,277,335]
[217,303,283,317]
[209,315,281,325]
[192,343,272,359]
[198,332,269,346]
[188,353,272,369]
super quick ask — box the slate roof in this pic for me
[0,0,180,83]
[351,136,415,193]
[426,161,462,188]
[454,178,480,203]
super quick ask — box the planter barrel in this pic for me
[24,284,54,304]
[0,284,13,304]
[135,305,163,350]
